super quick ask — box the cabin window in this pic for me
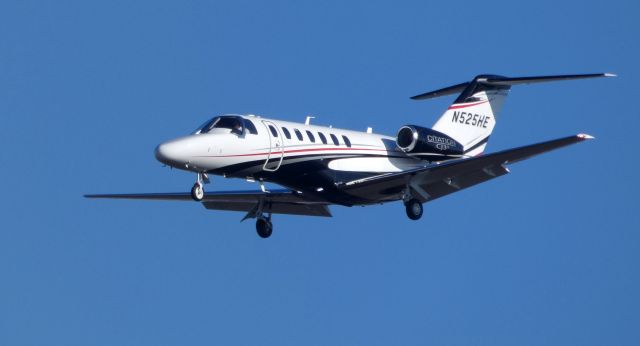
[244,119,258,134]
[330,134,339,146]
[318,132,327,144]
[306,130,316,143]
[268,125,278,137]
[342,135,351,147]
[282,127,291,139]
[294,129,303,141]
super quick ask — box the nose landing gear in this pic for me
[190,172,209,201]
[191,183,204,201]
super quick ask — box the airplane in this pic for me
[86,73,614,238]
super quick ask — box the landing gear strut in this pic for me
[190,172,207,201]
[256,215,273,238]
[405,199,423,220]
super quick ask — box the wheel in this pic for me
[405,199,423,220]
[191,183,204,201]
[256,218,273,238]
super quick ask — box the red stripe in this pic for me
[448,100,488,110]
[199,147,389,158]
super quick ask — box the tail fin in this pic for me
[411,73,615,157]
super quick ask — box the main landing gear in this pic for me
[256,216,273,238]
[404,199,423,220]
[190,172,208,201]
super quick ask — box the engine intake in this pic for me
[396,125,464,160]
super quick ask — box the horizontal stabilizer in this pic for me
[411,73,615,100]
[410,82,469,100]
[478,73,616,86]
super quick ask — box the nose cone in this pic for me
[154,135,213,171]
[155,140,185,167]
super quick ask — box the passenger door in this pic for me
[261,120,284,171]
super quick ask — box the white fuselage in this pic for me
[154,114,425,203]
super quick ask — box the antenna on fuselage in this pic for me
[305,115,315,125]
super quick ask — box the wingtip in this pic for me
[604,73,617,77]
[577,133,595,140]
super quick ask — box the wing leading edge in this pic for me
[337,134,594,203]
[85,190,332,217]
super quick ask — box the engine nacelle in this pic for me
[396,125,464,160]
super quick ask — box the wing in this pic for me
[85,189,332,217]
[337,134,594,203]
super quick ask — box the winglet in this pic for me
[577,133,595,140]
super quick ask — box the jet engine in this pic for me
[396,125,464,160]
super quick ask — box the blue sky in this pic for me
[1,0,638,345]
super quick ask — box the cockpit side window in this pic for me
[243,119,258,134]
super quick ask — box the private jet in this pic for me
[86,73,613,238]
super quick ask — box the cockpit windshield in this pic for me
[194,116,244,135]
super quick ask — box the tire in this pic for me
[405,199,423,220]
[191,183,204,201]
[256,218,273,238]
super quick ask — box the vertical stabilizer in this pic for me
[410,73,614,157]
[431,75,509,156]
